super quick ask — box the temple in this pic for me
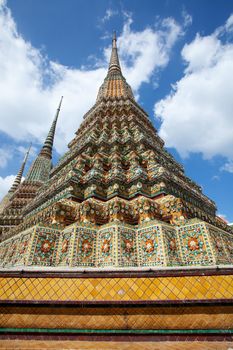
[0,34,233,348]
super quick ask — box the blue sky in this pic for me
[0,0,233,222]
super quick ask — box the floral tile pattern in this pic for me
[1,219,232,268]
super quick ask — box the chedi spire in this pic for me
[96,32,134,102]
[9,144,31,193]
[40,96,63,159]
[0,145,31,215]
[108,31,121,73]
[26,97,63,183]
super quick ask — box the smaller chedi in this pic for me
[0,34,232,270]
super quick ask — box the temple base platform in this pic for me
[0,268,233,347]
[1,219,233,346]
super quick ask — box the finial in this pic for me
[58,96,63,111]
[112,31,117,48]
[23,142,31,163]
[108,31,121,73]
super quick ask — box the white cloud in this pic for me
[0,174,15,200]
[212,175,220,181]
[0,144,37,183]
[225,14,233,33]
[100,8,118,23]
[182,9,192,28]
[17,145,37,159]
[0,2,182,158]
[0,147,12,168]
[215,14,233,36]
[182,34,221,73]
[221,161,233,173]
[0,1,106,154]
[155,14,233,172]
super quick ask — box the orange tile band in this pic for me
[0,274,233,302]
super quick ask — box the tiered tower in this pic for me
[0,35,232,267]
[0,97,62,242]
[0,145,31,215]
[0,35,233,346]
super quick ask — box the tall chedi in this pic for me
[0,33,232,268]
[1,34,233,345]
[0,145,31,215]
[26,96,63,183]
[0,97,62,242]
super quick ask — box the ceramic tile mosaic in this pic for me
[57,226,74,266]
[222,234,233,262]
[0,219,233,268]
[163,225,181,266]
[1,274,233,302]
[73,226,97,267]
[208,226,230,265]
[28,227,60,266]
[0,228,34,268]
[118,226,138,267]
[96,226,117,267]
[177,222,214,266]
[137,224,164,266]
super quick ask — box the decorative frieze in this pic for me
[1,219,232,269]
